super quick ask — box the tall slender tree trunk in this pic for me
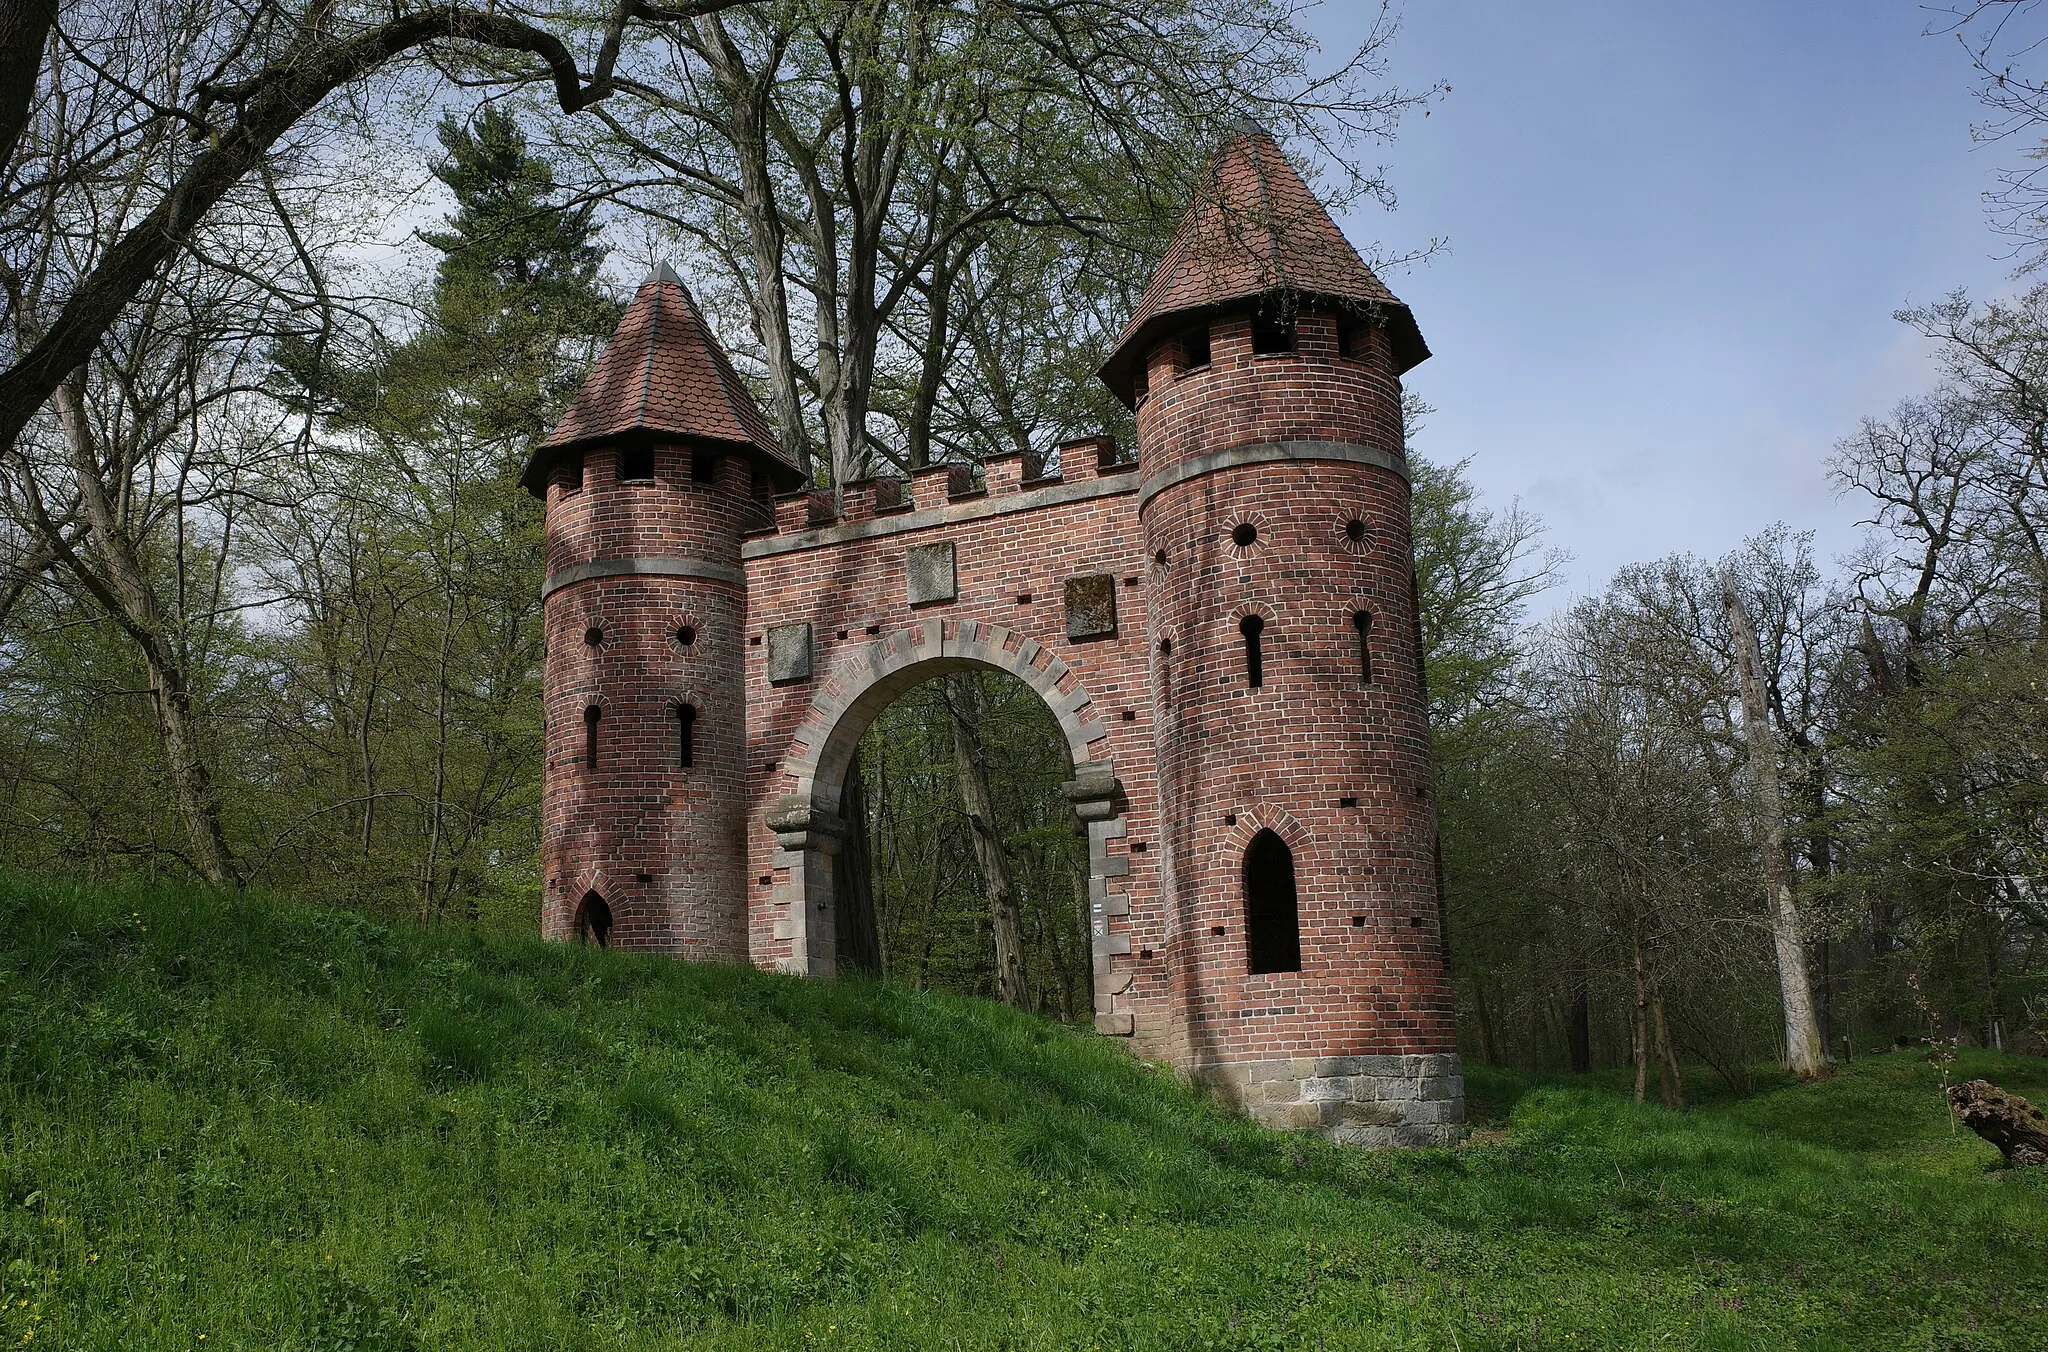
[1472,980,1501,1066]
[1568,984,1592,1075]
[52,375,238,887]
[1651,993,1685,1110]
[835,756,882,974]
[944,674,1029,1010]
[1632,927,1651,1103]
[1723,573,1828,1078]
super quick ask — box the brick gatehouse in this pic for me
[519,130,1464,1147]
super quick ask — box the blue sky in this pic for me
[1314,1,2021,604]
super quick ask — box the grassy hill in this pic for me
[0,878,2043,1350]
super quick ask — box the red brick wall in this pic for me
[737,458,1169,1046]
[539,444,753,959]
[537,305,1456,1079]
[1135,308,1458,1068]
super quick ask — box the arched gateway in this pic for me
[522,129,1466,1147]
[761,620,1126,1019]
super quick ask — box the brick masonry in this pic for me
[532,130,1464,1147]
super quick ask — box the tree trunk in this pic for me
[1948,1080,2048,1167]
[52,375,238,887]
[1651,993,1686,1110]
[834,755,882,975]
[1568,983,1592,1074]
[1472,980,1501,1066]
[1723,573,1828,1078]
[943,674,1029,1010]
[1632,929,1650,1103]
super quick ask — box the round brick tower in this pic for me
[1099,130,1464,1145]
[522,264,804,957]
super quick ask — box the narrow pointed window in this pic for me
[1352,609,1373,684]
[576,891,613,948]
[1239,614,1265,689]
[1244,830,1302,973]
[675,702,696,768]
[583,704,601,769]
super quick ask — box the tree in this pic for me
[1724,572,1828,1077]
[261,105,619,921]
[555,0,1435,484]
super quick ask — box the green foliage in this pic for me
[242,108,622,926]
[1,876,2045,1349]
[853,671,1091,1018]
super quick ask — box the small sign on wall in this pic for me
[767,622,813,684]
[906,542,957,606]
[1065,573,1118,639]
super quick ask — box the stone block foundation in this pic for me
[1195,1054,1467,1149]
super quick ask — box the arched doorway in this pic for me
[1242,829,1301,974]
[765,618,1132,1033]
[575,891,613,947]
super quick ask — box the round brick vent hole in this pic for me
[1231,522,1257,548]
[1153,548,1168,565]
[1344,518,1367,543]
[583,625,604,647]
[675,624,696,647]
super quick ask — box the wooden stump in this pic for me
[1947,1079,2048,1167]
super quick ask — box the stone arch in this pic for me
[763,616,1134,1033]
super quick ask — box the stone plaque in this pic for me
[906,541,957,606]
[766,622,813,684]
[1065,573,1117,639]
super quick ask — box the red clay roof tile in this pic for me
[522,264,801,495]
[1098,130,1427,405]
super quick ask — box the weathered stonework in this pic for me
[1195,1055,1466,1149]
[524,130,1465,1149]
[905,541,957,606]
[1064,572,1118,639]
[766,622,812,684]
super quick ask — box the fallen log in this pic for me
[1947,1079,2048,1167]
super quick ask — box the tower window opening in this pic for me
[675,702,696,768]
[576,891,613,948]
[1180,324,1211,371]
[561,452,584,494]
[1337,312,1371,361]
[1352,609,1373,684]
[619,446,655,482]
[583,704,601,769]
[692,451,719,483]
[1243,829,1302,974]
[1238,613,1265,688]
[1251,312,1295,355]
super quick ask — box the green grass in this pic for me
[1,878,2044,1350]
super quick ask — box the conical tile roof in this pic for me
[1098,129,1427,405]
[522,263,803,495]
